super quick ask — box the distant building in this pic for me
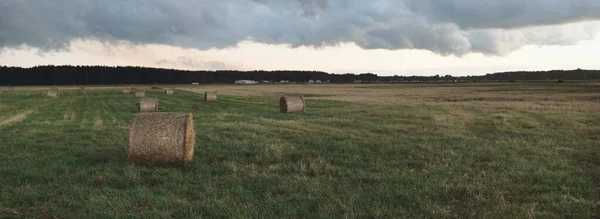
[234,80,258,84]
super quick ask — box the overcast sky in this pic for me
[1,0,600,76]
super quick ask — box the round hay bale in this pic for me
[123,88,131,94]
[280,95,305,113]
[134,91,146,98]
[46,89,58,98]
[138,98,159,112]
[128,113,195,164]
[164,89,174,95]
[50,86,59,91]
[204,92,218,101]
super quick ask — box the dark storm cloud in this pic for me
[1,0,599,56]
[406,0,600,29]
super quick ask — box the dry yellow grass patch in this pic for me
[431,110,473,136]
[252,117,382,141]
[94,116,103,129]
[214,112,243,120]
[62,110,77,122]
[0,110,35,126]
[222,161,240,173]
[180,84,482,104]
[180,83,600,112]
[298,155,335,175]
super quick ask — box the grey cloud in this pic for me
[407,0,600,29]
[1,0,599,56]
[467,21,600,55]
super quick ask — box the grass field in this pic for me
[0,83,599,218]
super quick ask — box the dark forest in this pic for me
[1,65,599,85]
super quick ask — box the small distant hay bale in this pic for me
[204,92,218,101]
[134,91,146,98]
[280,95,305,113]
[50,86,59,91]
[128,113,195,164]
[123,88,131,94]
[138,98,159,112]
[46,89,58,98]
[164,89,174,95]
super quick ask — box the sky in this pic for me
[1,0,600,76]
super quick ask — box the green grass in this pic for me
[0,88,598,218]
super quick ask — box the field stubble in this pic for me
[0,83,598,218]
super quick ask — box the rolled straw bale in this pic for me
[128,113,195,164]
[138,98,159,112]
[123,88,131,94]
[280,95,305,113]
[204,92,218,101]
[134,91,146,98]
[164,89,174,95]
[46,89,58,98]
[50,86,59,91]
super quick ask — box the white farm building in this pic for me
[234,80,259,84]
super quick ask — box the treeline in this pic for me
[0,65,599,85]
[0,66,377,85]
[468,69,600,81]
[382,69,600,82]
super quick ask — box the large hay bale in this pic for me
[46,89,58,98]
[128,113,195,164]
[134,91,146,98]
[164,89,174,95]
[138,98,159,112]
[204,92,218,101]
[280,95,305,113]
[123,88,131,94]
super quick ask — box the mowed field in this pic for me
[0,83,599,218]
